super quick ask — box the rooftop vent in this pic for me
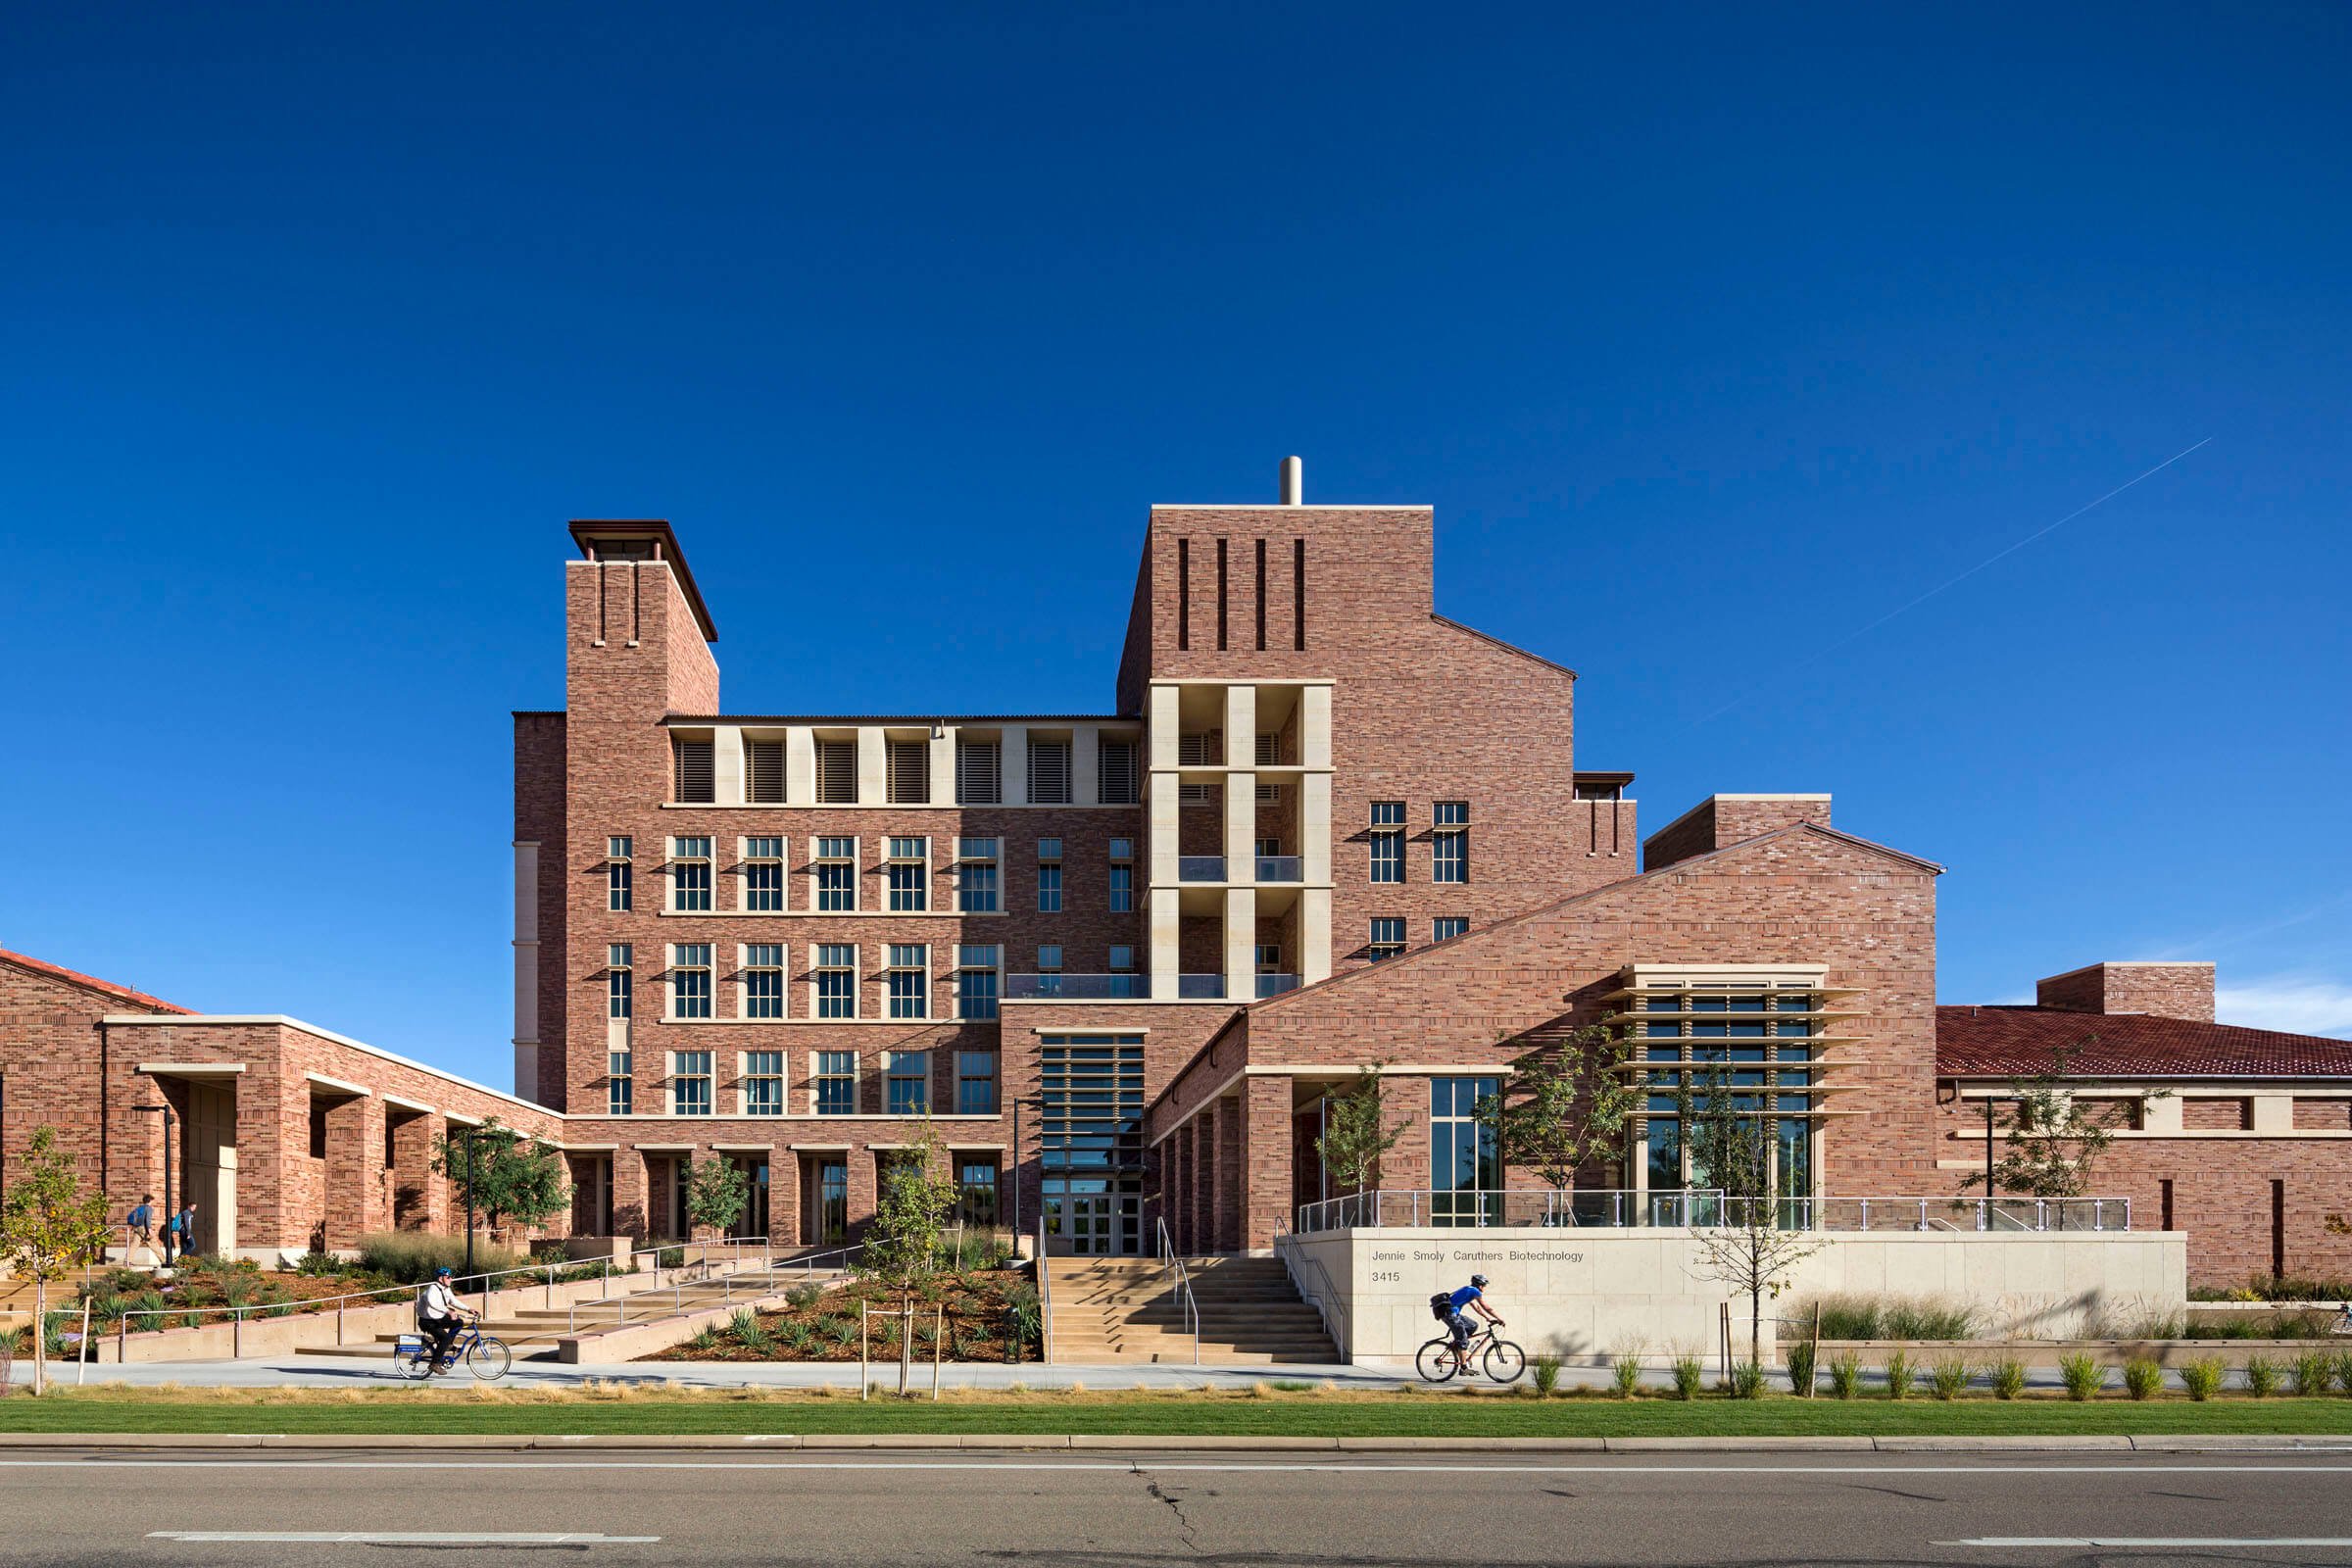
[1279,455,1302,505]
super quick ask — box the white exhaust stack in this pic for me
[1279,455,1303,505]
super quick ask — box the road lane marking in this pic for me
[149,1534,659,1544]
[1945,1541,2352,1549]
[7,1459,2351,1475]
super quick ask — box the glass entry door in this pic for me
[1045,1178,1142,1254]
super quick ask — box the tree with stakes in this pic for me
[858,1120,958,1396]
[0,1126,116,1396]
[1676,1053,1823,1368]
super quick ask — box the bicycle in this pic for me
[1416,1321,1526,1385]
[392,1321,512,1382]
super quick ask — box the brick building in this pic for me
[2,465,2344,1287]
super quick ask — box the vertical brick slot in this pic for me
[1177,538,1191,651]
[1216,538,1228,651]
[1254,538,1267,650]
[2271,1179,2285,1277]
[2160,1179,2174,1230]
[1292,538,1305,650]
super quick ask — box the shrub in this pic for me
[2332,1352,2352,1396]
[2122,1358,2164,1400]
[1810,1295,1977,1343]
[1988,1355,2027,1399]
[2242,1354,2284,1397]
[1669,1355,1705,1400]
[657,1247,686,1269]
[2292,1352,2334,1396]
[728,1308,762,1342]
[1784,1338,1818,1396]
[2059,1352,2105,1401]
[2180,1356,2226,1401]
[293,1251,342,1277]
[785,1283,826,1311]
[1726,1360,1764,1399]
[823,1317,859,1348]
[1826,1351,1863,1399]
[1611,1353,1642,1398]
[1531,1354,1561,1396]
[1928,1356,1972,1400]
[1884,1349,1914,1400]
[354,1232,521,1286]
[529,1240,568,1263]
[778,1320,814,1352]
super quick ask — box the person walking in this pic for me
[125,1195,157,1264]
[171,1200,198,1263]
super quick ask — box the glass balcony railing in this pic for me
[1004,974,1148,1001]
[1177,857,1226,882]
[1254,973,1300,999]
[1254,856,1301,882]
[1176,973,1226,1000]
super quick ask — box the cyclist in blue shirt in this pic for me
[1444,1274,1503,1373]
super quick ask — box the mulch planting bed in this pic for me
[645,1269,1043,1363]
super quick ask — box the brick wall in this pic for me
[2037,962,2217,1023]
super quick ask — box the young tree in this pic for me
[0,1127,116,1395]
[1676,1054,1823,1366]
[1476,1021,1642,1200]
[1967,1043,2167,1223]
[684,1157,750,1239]
[1314,1064,1409,1218]
[858,1122,958,1395]
[430,1117,570,1244]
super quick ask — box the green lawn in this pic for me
[2,1389,2351,1438]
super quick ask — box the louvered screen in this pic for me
[746,740,784,804]
[1178,731,1222,766]
[1027,740,1072,805]
[887,741,930,805]
[1098,741,1139,805]
[814,740,857,804]
[1255,732,1279,765]
[672,739,714,804]
[956,741,1001,805]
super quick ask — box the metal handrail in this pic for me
[1034,1213,1054,1366]
[1272,1227,1348,1361]
[1295,1189,1725,1232]
[1155,1215,1200,1365]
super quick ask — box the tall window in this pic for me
[958,1161,999,1226]
[1107,839,1134,912]
[1027,738,1072,804]
[813,738,858,804]
[886,740,930,804]
[609,1046,632,1115]
[814,944,857,1019]
[1369,918,1405,960]
[745,739,784,803]
[957,838,1000,912]
[886,1050,929,1114]
[814,1051,856,1115]
[670,837,712,911]
[672,737,713,804]
[607,836,633,911]
[814,837,856,912]
[1433,916,1469,942]
[743,836,785,911]
[887,944,929,1019]
[956,945,1000,1020]
[743,944,785,1018]
[957,1051,999,1114]
[1098,740,1140,805]
[1637,986,1819,1212]
[744,1051,783,1116]
[956,739,1001,805]
[1036,839,1062,912]
[670,945,712,1018]
[1432,1075,1500,1224]
[1433,802,1468,883]
[608,944,633,1019]
[1369,803,1404,883]
[887,836,929,911]
[671,1051,712,1116]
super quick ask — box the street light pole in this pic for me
[132,1102,176,1269]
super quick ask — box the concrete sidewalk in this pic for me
[0,1431,2345,1452]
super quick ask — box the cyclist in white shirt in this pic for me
[416,1267,474,1372]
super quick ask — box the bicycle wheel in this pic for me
[466,1335,513,1381]
[1415,1339,1462,1384]
[1483,1340,1527,1384]
[391,1340,434,1382]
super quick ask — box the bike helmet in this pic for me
[435,1267,454,1279]
[1469,1274,1490,1288]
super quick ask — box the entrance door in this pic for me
[814,1161,847,1244]
[730,1158,769,1240]
[1047,1179,1142,1254]
[183,1081,238,1257]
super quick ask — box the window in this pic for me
[1098,741,1139,805]
[743,944,785,1018]
[1434,916,1468,942]
[1369,803,1404,883]
[886,1050,929,1113]
[1434,801,1468,884]
[1635,983,1821,1205]
[745,738,784,803]
[744,1051,783,1116]
[957,838,1000,912]
[1036,839,1062,912]
[886,740,929,804]
[607,944,632,1019]
[814,836,856,912]
[887,836,929,912]
[670,836,712,911]
[1255,836,1281,857]
[1108,945,1135,972]
[814,1051,856,1115]
[743,837,785,911]
[956,739,1001,805]
[1254,944,1282,972]
[813,738,857,804]
[672,1050,713,1116]
[1027,738,1072,804]
[958,1161,999,1226]
[887,944,929,1019]
[1369,918,1404,960]
[1255,732,1280,765]
[672,737,713,804]
[1432,1075,1500,1224]
[670,944,712,1018]
[956,945,1000,1020]
[609,1047,632,1115]
[814,944,857,1019]
[1107,839,1134,912]
[957,1051,999,1114]
[607,836,633,911]
[1037,945,1062,972]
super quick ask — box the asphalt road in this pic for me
[0,1450,2346,1566]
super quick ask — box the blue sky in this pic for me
[4,3,2346,1086]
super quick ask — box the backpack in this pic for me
[1430,1292,1455,1321]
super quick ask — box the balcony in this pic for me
[1176,973,1226,1000]
[1177,856,1225,882]
[1004,974,1149,1001]
[1254,856,1301,882]
[1254,973,1300,999]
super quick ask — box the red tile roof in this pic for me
[1937,1004,2352,1078]
[0,946,193,1015]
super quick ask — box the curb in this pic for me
[0,1432,2347,1453]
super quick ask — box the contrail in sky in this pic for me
[1695,437,2212,724]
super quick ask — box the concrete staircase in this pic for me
[1045,1255,1337,1365]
